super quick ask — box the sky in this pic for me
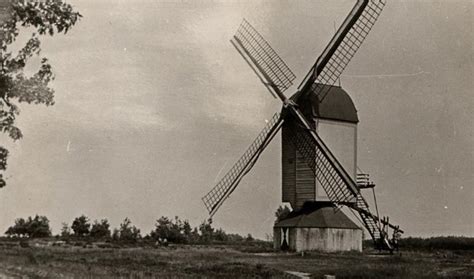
[0,0,472,239]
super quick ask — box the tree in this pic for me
[27,215,52,238]
[214,228,228,242]
[275,205,291,223]
[182,219,194,242]
[116,217,140,242]
[150,216,176,242]
[198,220,214,243]
[71,215,90,237]
[0,0,81,188]
[150,216,192,244]
[5,217,27,237]
[245,233,254,242]
[5,215,51,238]
[111,228,119,241]
[90,219,111,239]
[190,227,200,243]
[60,222,71,238]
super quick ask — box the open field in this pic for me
[0,241,473,278]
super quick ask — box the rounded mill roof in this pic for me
[290,84,359,124]
[274,202,361,229]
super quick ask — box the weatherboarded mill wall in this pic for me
[281,120,319,209]
[281,123,297,205]
[282,85,359,210]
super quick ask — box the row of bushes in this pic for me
[4,205,292,241]
[399,236,474,251]
[363,236,474,251]
[4,214,255,244]
[5,215,51,238]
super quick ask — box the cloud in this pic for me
[185,4,278,129]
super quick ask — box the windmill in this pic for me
[202,0,403,251]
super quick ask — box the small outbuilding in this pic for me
[274,202,362,252]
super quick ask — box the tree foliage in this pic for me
[0,0,81,188]
[275,205,291,222]
[399,236,474,251]
[60,222,71,237]
[4,213,263,245]
[198,220,214,243]
[149,216,254,244]
[71,215,90,237]
[5,215,51,238]
[114,217,141,242]
[90,219,111,239]
[150,216,195,244]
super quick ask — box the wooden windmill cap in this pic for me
[291,84,359,124]
[274,201,361,229]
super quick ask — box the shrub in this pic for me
[214,228,228,242]
[150,216,197,244]
[400,236,474,251]
[60,222,71,238]
[90,219,111,239]
[275,205,291,222]
[5,215,51,238]
[114,218,141,242]
[71,215,91,237]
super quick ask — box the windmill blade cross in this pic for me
[231,19,296,102]
[202,113,283,218]
[204,1,402,251]
[298,0,386,101]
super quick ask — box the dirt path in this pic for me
[285,270,311,278]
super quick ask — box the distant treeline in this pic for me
[3,214,255,245]
[399,236,474,251]
[364,236,474,251]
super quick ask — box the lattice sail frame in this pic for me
[203,19,296,217]
[232,19,296,97]
[299,0,386,101]
[202,113,283,217]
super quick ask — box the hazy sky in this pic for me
[1,0,472,239]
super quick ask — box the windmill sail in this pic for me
[203,19,294,218]
[231,19,296,100]
[202,113,283,218]
[298,0,386,101]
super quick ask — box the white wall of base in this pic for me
[274,227,362,252]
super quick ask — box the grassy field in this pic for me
[0,241,473,278]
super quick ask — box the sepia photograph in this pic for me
[0,0,472,277]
